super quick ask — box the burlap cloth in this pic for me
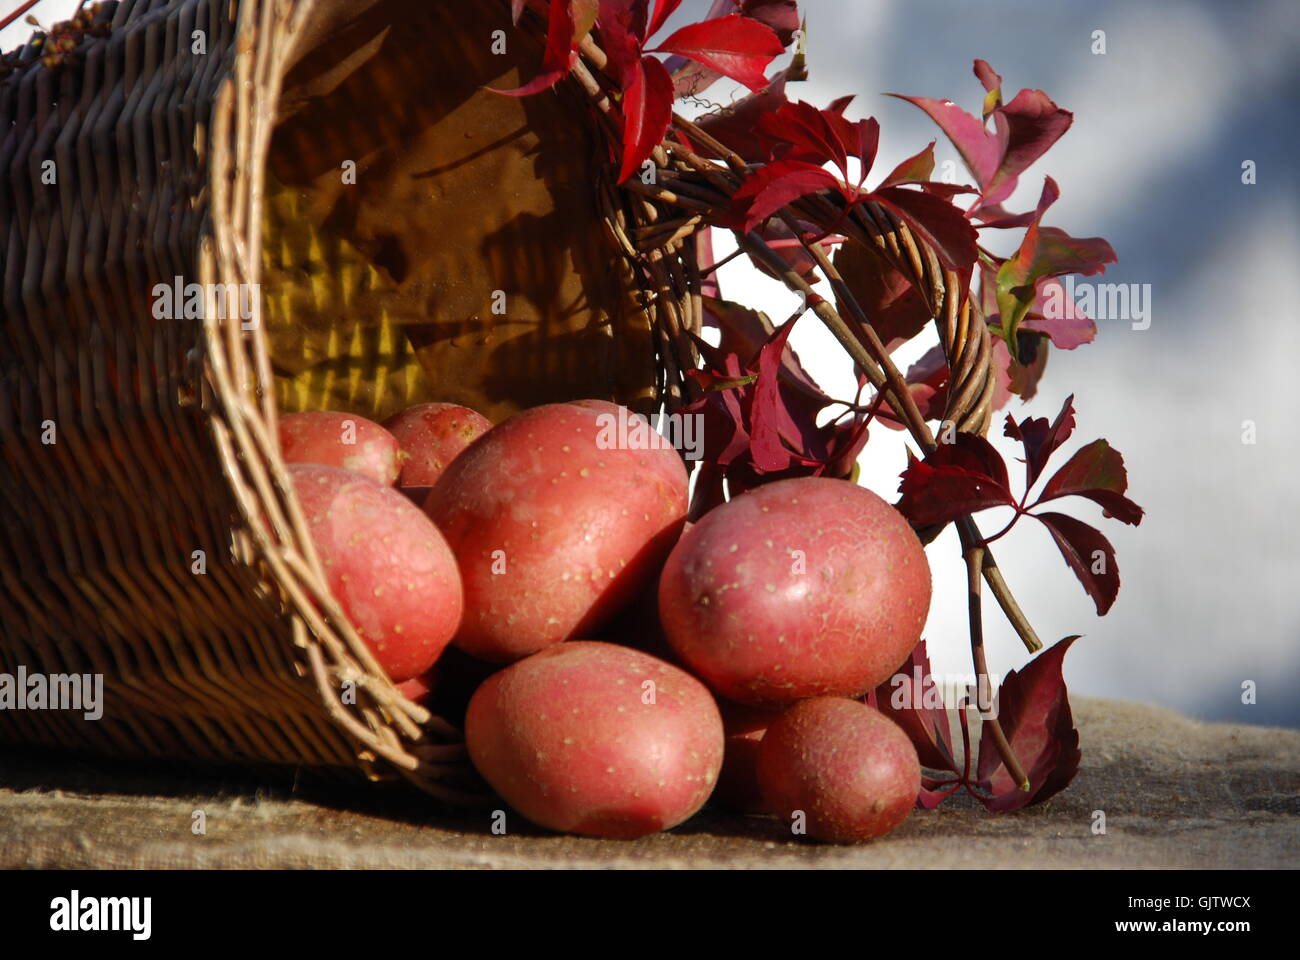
[1,697,1295,869]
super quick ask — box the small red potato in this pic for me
[424,402,688,663]
[658,476,931,705]
[289,464,462,682]
[384,402,492,492]
[396,669,436,708]
[280,411,405,485]
[465,641,724,838]
[757,697,920,843]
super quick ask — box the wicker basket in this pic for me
[0,0,1004,803]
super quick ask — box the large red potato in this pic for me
[424,402,688,663]
[384,402,492,492]
[658,476,931,705]
[289,464,462,682]
[465,641,724,838]
[757,697,920,843]
[280,411,404,485]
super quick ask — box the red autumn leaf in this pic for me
[938,430,1012,490]
[750,316,828,471]
[995,180,1117,344]
[490,0,579,95]
[825,94,855,115]
[645,0,684,38]
[1036,511,1122,615]
[1021,277,1097,349]
[826,114,880,180]
[869,345,950,430]
[868,640,959,775]
[683,340,754,469]
[729,160,841,231]
[651,14,784,92]
[758,99,852,173]
[487,66,573,98]
[988,333,1050,411]
[1037,439,1145,525]
[739,0,801,45]
[982,88,1075,209]
[887,92,999,192]
[663,0,798,99]
[902,345,951,423]
[877,140,937,188]
[617,54,675,182]
[975,636,1081,811]
[704,296,833,419]
[597,0,649,85]
[696,226,721,298]
[871,185,980,270]
[890,60,1073,212]
[682,311,872,500]
[1002,392,1076,490]
[975,200,1053,231]
[974,57,1002,108]
[512,0,528,24]
[832,248,933,350]
[694,70,793,162]
[895,433,1017,526]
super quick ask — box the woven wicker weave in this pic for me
[0,0,1010,802]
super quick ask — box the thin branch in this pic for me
[964,542,1031,792]
[797,226,1042,653]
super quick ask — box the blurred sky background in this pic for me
[4,0,1298,727]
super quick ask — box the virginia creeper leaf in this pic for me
[617,54,675,183]
[1035,511,1121,615]
[729,160,841,231]
[871,185,980,270]
[1037,439,1144,525]
[890,61,1073,213]
[597,0,649,86]
[695,71,792,162]
[652,14,783,91]
[1002,392,1076,490]
[832,241,932,350]
[490,0,579,95]
[896,434,1017,526]
[975,635,1081,811]
[869,639,959,774]
[877,141,937,188]
[646,0,685,39]
[740,0,801,46]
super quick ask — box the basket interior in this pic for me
[258,0,658,423]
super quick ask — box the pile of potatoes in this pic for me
[280,399,931,843]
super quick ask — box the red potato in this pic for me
[424,402,688,663]
[396,669,436,707]
[280,411,405,485]
[384,402,492,492]
[465,641,724,838]
[658,476,931,705]
[289,464,462,682]
[757,697,920,843]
